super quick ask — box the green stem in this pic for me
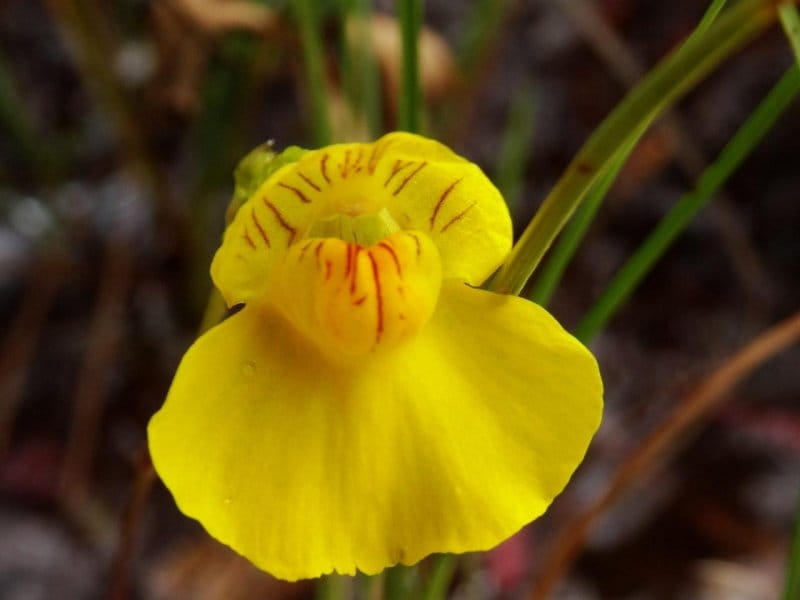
[295,0,332,146]
[490,0,788,296]
[397,0,423,132]
[693,0,730,38]
[575,66,800,342]
[315,575,350,600]
[340,0,383,139]
[385,564,416,600]
[527,146,629,307]
[784,491,800,600]
[779,2,800,63]
[495,81,537,215]
[420,555,458,600]
[527,0,735,306]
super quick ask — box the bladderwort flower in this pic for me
[148,132,603,581]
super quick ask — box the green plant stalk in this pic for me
[526,0,731,308]
[490,0,791,296]
[397,0,423,133]
[575,66,800,342]
[295,0,332,146]
[693,0,729,38]
[780,2,800,63]
[784,492,800,600]
[495,82,537,215]
[527,143,631,307]
[457,0,507,75]
[315,574,350,600]
[385,564,416,600]
[420,554,458,600]
[340,0,383,139]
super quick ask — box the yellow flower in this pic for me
[148,132,603,581]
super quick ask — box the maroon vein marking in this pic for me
[430,178,462,229]
[278,182,311,203]
[298,240,314,261]
[315,241,324,268]
[368,252,384,343]
[242,229,256,250]
[368,140,392,174]
[263,197,297,244]
[251,209,271,247]
[377,242,402,276]
[340,149,352,178]
[298,171,321,191]
[406,232,422,257]
[353,295,367,305]
[397,285,405,298]
[325,259,333,280]
[352,147,364,172]
[440,201,477,233]
[384,159,414,187]
[393,161,427,196]
[350,247,362,293]
[320,153,331,184]
[345,244,354,276]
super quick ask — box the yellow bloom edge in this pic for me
[148,132,604,581]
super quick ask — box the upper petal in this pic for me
[372,133,512,285]
[210,133,512,305]
[148,282,602,581]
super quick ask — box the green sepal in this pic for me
[226,144,308,224]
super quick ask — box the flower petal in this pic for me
[149,281,601,581]
[271,231,441,360]
[375,133,512,285]
[211,133,512,306]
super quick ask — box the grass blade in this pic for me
[294,0,332,146]
[527,0,731,307]
[490,0,789,296]
[693,0,730,38]
[340,0,383,139]
[575,66,800,342]
[397,0,423,132]
[495,81,537,215]
[785,493,800,600]
[780,3,800,64]
[420,554,458,600]
[457,0,508,75]
[527,145,629,306]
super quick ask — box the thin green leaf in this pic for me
[315,574,350,600]
[527,0,734,306]
[784,493,800,600]
[385,564,417,600]
[693,0,730,38]
[527,145,629,307]
[457,0,507,75]
[397,0,424,133]
[495,81,537,215]
[575,66,800,342]
[420,554,458,600]
[779,3,800,65]
[490,0,787,296]
[340,0,383,139]
[295,0,332,146]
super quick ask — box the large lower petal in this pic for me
[148,282,602,581]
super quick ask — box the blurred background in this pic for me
[1,0,799,598]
